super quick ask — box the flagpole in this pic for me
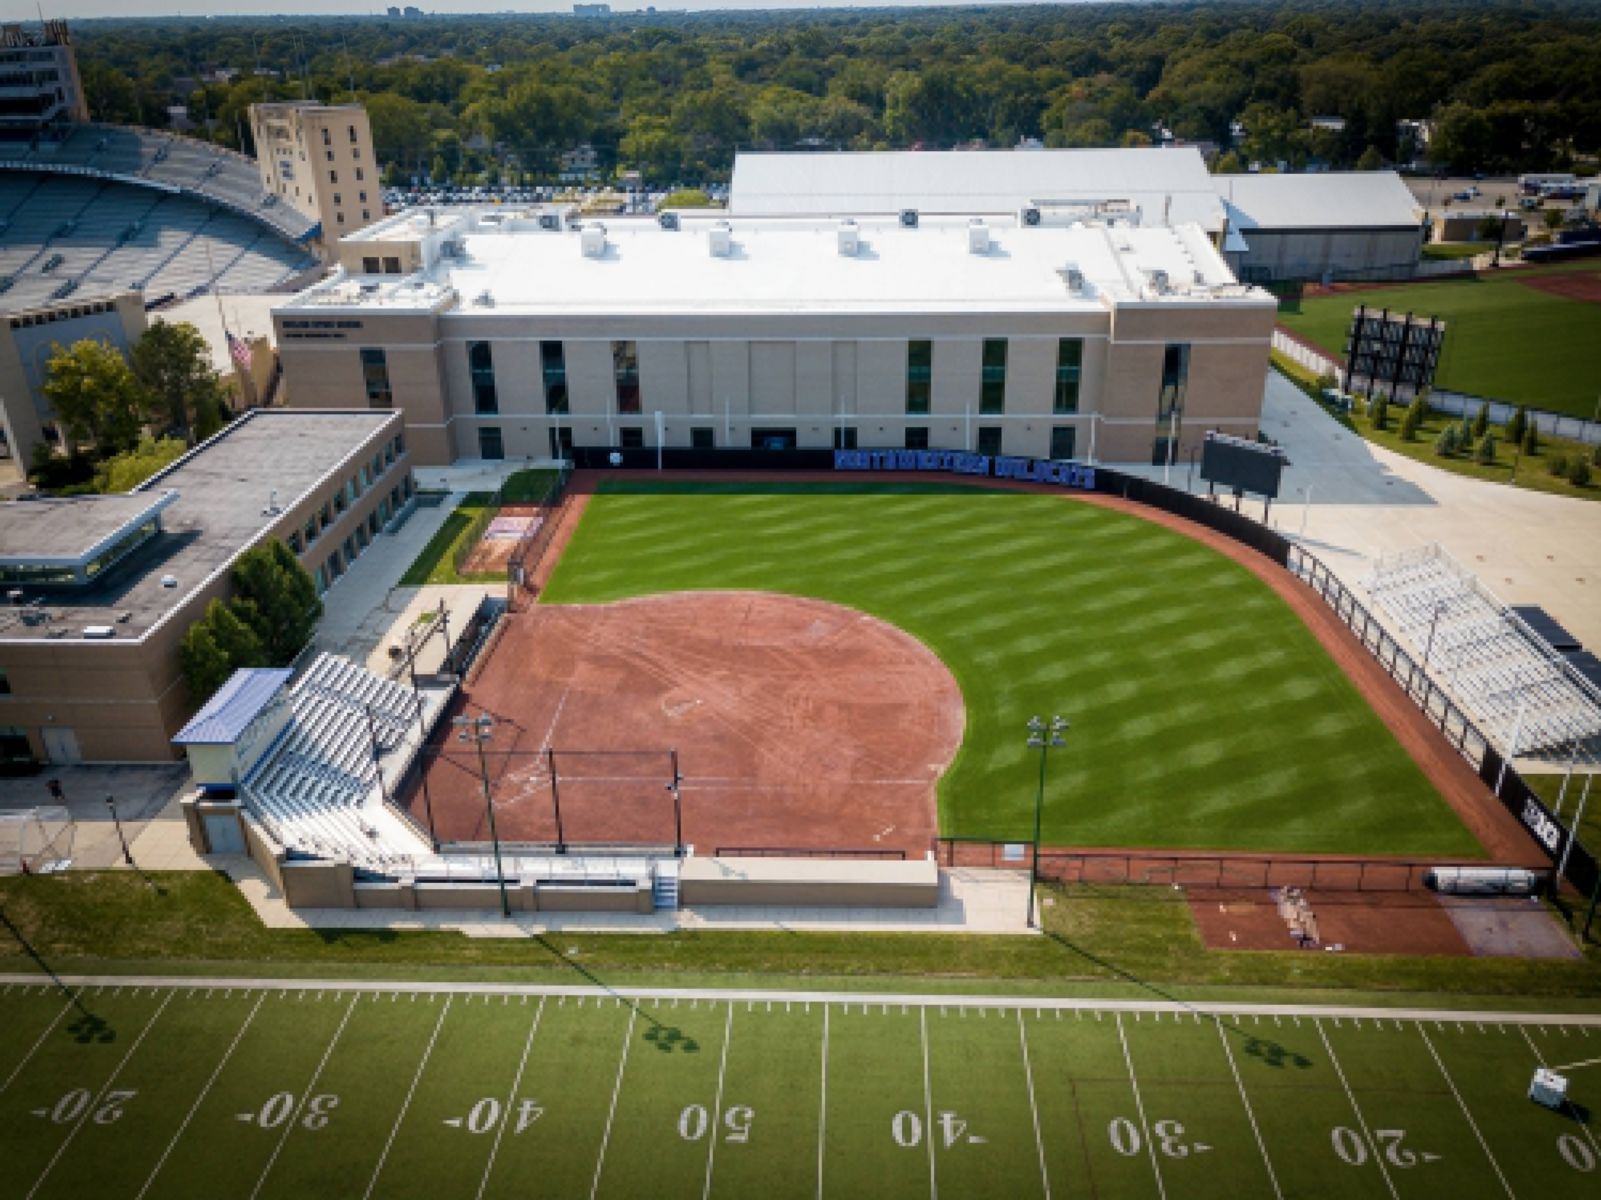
[204,240,257,412]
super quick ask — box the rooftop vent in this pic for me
[708,222,732,258]
[1020,206,1042,227]
[1146,268,1170,293]
[475,289,495,307]
[580,223,607,258]
[1060,262,1085,293]
[899,209,919,228]
[538,212,561,232]
[658,211,679,231]
[837,219,859,257]
[968,219,990,254]
[160,574,178,589]
[81,625,116,639]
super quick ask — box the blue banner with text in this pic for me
[833,449,1096,490]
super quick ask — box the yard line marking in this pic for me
[702,1003,735,1200]
[1214,1022,1284,1200]
[0,995,74,1096]
[588,1005,637,1200]
[1416,1025,1513,1197]
[26,990,174,1200]
[363,996,454,1199]
[136,993,266,1200]
[249,993,360,1200]
[1315,1020,1399,1200]
[920,1007,938,1200]
[475,996,546,1200]
[816,1005,829,1200]
[1115,1013,1167,1200]
[1518,1026,1601,1159]
[1016,1009,1051,1200]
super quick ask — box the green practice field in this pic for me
[1277,262,1601,419]
[542,482,1478,857]
[1,978,1596,1199]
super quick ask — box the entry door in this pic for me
[203,812,246,855]
[41,727,81,765]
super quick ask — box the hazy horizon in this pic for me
[21,1,1063,19]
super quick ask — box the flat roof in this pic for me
[0,492,175,564]
[1216,172,1424,231]
[0,410,397,644]
[286,211,1267,318]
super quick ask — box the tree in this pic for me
[1506,406,1528,444]
[1570,458,1592,487]
[660,188,716,208]
[1212,150,1244,174]
[1521,423,1539,456]
[1356,145,1384,171]
[1433,424,1459,456]
[1399,401,1422,442]
[619,114,684,183]
[1471,402,1490,439]
[130,320,227,445]
[41,339,147,457]
[1370,395,1389,432]
[95,436,187,494]
[1543,206,1568,236]
[231,540,322,664]
[179,621,233,707]
[1474,432,1497,465]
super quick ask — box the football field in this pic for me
[2,975,1597,1198]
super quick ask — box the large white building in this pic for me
[1215,172,1425,283]
[273,204,1277,467]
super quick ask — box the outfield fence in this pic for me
[715,846,909,860]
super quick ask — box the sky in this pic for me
[14,1,1055,18]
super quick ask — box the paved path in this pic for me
[2,973,1597,1024]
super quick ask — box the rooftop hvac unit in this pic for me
[1061,262,1085,292]
[81,625,116,639]
[967,219,990,254]
[899,208,919,228]
[658,211,679,231]
[1020,206,1042,227]
[580,223,607,258]
[160,575,179,588]
[1147,268,1170,292]
[708,222,732,258]
[538,212,561,232]
[475,290,494,307]
[837,219,859,257]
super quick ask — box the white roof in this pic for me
[1216,172,1424,231]
[285,212,1267,318]
[730,148,1227,230]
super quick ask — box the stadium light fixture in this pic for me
[1025,715,1069,929]
[454,713,511,918]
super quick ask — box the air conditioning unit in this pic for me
[1147,268,1170,292]
[658,211,679,231]
[899,208,919,228]
[708,221,732,258]
[581,223,607,258]
[1020,206,1042,227]
[538,212,561,232]
[968,218,990,254]
[81,625,116,639]
[1061,262,1085,292]
[837,219,859,257]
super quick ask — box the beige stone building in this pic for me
[249,101,379,255]
[0,20,89,139]
[273,207,1277,466]
[0,409,413,766]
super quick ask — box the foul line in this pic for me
[1314,1020,1399,1200]
[475,996,546,1200]
[363,995,454,1200]
[1213,1020,1283,1200]
[26,991,174,1200]
[588,1005,637,1200]
[136,991,266,1200]
[920,1006,937,1200]
[1016,1010,1052,1200]
[1517,1026,1601,1159]
[816,1005,829,1200]
[1416,1024,1514,1198]
[249,993,360,1200]
[1114,1012,1167,1200]
[702,1002,734,1200]
[0,995,73,1096]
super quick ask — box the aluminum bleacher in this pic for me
[1368,545,1601,756]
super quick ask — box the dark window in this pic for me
[360,347,391,406]
[1155,342,1189,461]
[905,340,931,415]
[382,256,401,274]
[905,426,929,450]
[549,426,573,458]
[330,171,338,185]
[478,426,505,459]
[980,338,1007,414]
[1050,426,1077,460]
[977,426,1003,456]
[613,341,640,413]
[0,669,10,696]
[690,427,715,449]
[541,340,568,413]
[833,426,857,450]
[321,127,330,146]
[468,340,498,414]
[1054,339,1083,413]
[349,124,358,142]
[361,256,380,273]
[619,426,645,448]
[751,428,797,450]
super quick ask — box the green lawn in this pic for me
[0,976,1594,1199]
[399,470,558,586]
[1421,240,1493,260]
[1278,260,1601,418]
[1360,406,1600,502]
[541,481,1479,858]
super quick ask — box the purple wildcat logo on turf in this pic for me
[833,449,1095,490]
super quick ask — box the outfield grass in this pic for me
[0,977,1595,1199]
[1278,260,1601,418]
[542,481,1478,858]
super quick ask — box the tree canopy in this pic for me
[179,541,322,705]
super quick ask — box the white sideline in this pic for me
[4,974,1599,1026]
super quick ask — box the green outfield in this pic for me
[541,481,1478,857]
[0,978,1596,1199]
[1277,261,1601,419]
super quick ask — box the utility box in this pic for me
[1529,1068,1568,1110]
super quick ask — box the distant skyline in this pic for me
[22,1,1059,19]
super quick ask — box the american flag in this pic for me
[226,331,252,370]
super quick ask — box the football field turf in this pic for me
[541,481,1479,857]
[1,976,1597,1198]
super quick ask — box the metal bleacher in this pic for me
[1368,545,1601,756]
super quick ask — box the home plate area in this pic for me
[1,978,1597,1199]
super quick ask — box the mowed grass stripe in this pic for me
[0,989,75,1094]
[706,1000,821,1200]
[819,1003,932,1200]
[544,485,1476,856]
[925,1007,1048,1199]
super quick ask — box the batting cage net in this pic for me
[0,806,75,875]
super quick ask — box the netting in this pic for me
[0,806,75,875]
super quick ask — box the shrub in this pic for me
[1370,395,1389,431]
[1471,402,1490,439]
[1570,458,1592,487]
[1522,423,1539,456]
[1433,425,1459,456]
[1591,441,1601,467]
[1507,406,1528,444]
[1474,433,1497,464]
[1547,454,1569,476]
[1399,404,1422,442]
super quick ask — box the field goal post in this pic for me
[0,806,76,875]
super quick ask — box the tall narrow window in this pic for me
[905,340,931,415]
[541,340,568,413]
[980,338,1007,415]
[468,340,498,414]
[613,340,641,413]
[1153,342,1190,465]
[976,426,1003,455]
[1054,338,1083,413]
[478,426,504,460]
[1050,426,1077,460]
[905,426,929,450]
[360,348,391,407]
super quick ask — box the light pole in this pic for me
[104,794,135,869]
[1422,596,1454,670]
[1298,484,1313,536]
[1025,715,1069,929]
[454,713,511,917]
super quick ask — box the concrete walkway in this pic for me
[0,764,195,871]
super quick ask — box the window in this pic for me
[478,426,505,459]
[905,426,929,450]
[690,427,715,449]
[382,256,400,274]
[1054,338,1083,413]
[619,427,645,448]
[612,340,640,413]
[302,517,318,545]
[905,340,931,415]
[1049,426,1077,460]
[348,124,358,142]
[541,340,568,412]
[355,167,364,182]
[977,426,1003,456]
[336,213,345,224]
[332,193,342,206]
[362,256,380,274]
[833,426,857,450]
[288,532,303,555]
[321,127,331,146]
[0,669,10,697]
[360,347,391,406]
[468,340,498,414]
[325,149,334,163]
[980,338,1007,415]
[353,148,361,160]
[330,171,339,185]
[359,191,367,203]
[1154,342,1190,464]
[363,211,371,221]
